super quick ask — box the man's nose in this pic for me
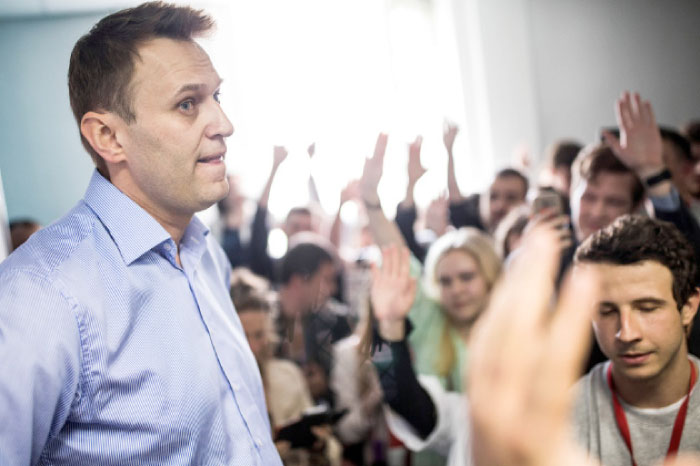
[616,310,642,343]
[206,101,234,139]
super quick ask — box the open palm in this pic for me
[370,245,416,324]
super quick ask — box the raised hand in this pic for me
[602,91,664,179]
[407,135,427,185]
[370,245,416,341]
[425,193,449,236]
[468,220,600,466]
[360,133,388,202]
[272,145,289,170]
[443,122,459,154]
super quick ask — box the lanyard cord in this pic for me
[606,359,697,466]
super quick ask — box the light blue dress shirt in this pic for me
[0,170,282,466]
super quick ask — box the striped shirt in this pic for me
[0,170,282,465]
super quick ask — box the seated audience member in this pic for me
[8,218,41,251]
[572,215,700,466]
[445,125,528,234]
[231,274,342,466]
[273,241,352,404]
[542,139,583,199]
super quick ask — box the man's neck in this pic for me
[611,353,692,409]
[109,170,191,249]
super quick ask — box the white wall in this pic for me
[0,14,100,226]
[528,0,700,156]
[449,0,700,175]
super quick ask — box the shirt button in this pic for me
[164,243,171,251]
[254,437,262,447]
[232,383,240,391]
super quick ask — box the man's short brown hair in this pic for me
[571,143,645,206]
[68,1,214,172]
[575,215,697,310]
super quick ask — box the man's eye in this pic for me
[213,91,221,103]
[179,100,194,112]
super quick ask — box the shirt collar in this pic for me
[83,170,209,265]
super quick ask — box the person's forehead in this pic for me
[585,172,635,198]
[131,38,220,94]
[579,261,674,302]
[437,249,478,272]
[490,175,525,193]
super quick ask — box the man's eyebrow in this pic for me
[631,297,667,306]
[173,79,223,97]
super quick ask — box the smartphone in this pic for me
[532,191,563,217]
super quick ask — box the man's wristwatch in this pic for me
[644,168,672,188]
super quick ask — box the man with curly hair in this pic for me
[573,215,700,466]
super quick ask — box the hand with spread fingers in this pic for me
[370,245,417,342]
[602,91,664,179]
[468,219,600,466]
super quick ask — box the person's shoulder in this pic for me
[267,358,306,381]
[0,202,98,283]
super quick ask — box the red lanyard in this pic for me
[606,360,697,466]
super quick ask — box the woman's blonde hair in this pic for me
[423,227,501,301]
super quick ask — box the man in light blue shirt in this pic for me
[0,2,282,464]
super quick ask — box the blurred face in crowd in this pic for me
[239,309,270,366]
[486,175,527,230]
[663,140,700,199]
[300,260,337,313]
[570,172,637,242]
[436,249,489,326]
[285,211,313,237]
[105,38,234,222]
[587,261,698,398]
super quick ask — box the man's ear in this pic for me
[681,287,700,330]
[80,111,127,165]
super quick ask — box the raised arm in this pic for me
[603,92,700,279]
[444,123,462,201]
[360,133,405,247]
[370,245,437,439]
[396,136,428,262]
[259,145,288,208]
[249,146,288,280]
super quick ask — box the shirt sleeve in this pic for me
[248,204,275,281]
[372,339,437,439]
[395,204,427,263]
[0,270,82,465]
